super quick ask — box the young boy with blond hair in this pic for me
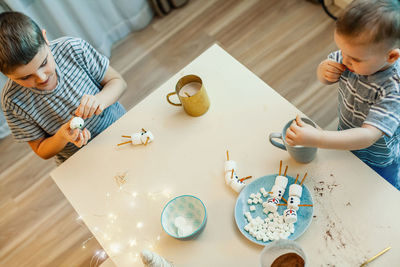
[0,12,127,164]
[286,0,400,189]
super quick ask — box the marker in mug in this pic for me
[179,82,201,97]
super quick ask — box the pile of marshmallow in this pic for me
[224,158,246,193]
[173,216,193,237]
[244,210,294,242]
[243,174,304,242]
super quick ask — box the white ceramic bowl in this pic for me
[161,195,207,239]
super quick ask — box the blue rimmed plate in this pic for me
[234,174,313,245]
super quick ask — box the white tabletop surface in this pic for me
[51,44,400,267]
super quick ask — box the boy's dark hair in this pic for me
[0,12,46,74]
[336,0,400,47]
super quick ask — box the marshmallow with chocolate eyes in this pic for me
[70,117,84,130]
[140,131,154,144]
[264,197,279,213]
[284,209,297,224]
[230,177,246,193]
[271,185,285,199]
[289,184,303,198]
[287,196,301,211]
[275,175,288,189]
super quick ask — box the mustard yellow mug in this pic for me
[166,75,210,117]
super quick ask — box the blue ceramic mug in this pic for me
[269,118,317,163]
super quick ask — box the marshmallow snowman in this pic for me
[223,153,249,193]
[264,175,289,214]
[284,180,304,223]
[130,130,154,145]
[70,117,84,130]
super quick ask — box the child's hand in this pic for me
[285,116,321,147]
[58,120,91,148]
[318,59,346,83]
[75,94,105,119]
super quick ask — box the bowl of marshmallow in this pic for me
[161,195,207,240]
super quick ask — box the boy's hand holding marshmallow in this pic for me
[57,118,91,148]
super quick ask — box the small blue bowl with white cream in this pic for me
[161,195,207,240]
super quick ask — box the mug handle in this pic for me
[166,92,182,106]
[269,133,287,151]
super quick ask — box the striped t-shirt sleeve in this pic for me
[2,93,45,142]
[364,86,400,137]
[79,39,109,84]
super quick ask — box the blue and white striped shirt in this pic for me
[328,50,400,167]
[1,37,126,164]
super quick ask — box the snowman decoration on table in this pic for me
[224,150,252,193]
[117,128,154,147]
[263,173,288,213]
[283,173,307,224]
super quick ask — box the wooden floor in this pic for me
[0,1,340,266]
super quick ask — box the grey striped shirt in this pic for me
[328,50,400,167]
[1,37,125,164]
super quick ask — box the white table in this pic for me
[51,44,400,266]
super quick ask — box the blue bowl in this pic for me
[161,195,207,240]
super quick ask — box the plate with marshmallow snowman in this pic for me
[234,172,314,246]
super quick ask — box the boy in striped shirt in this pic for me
[0,12,126,165]
[285,0,400,189]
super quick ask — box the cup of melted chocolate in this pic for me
[260,240,306,267]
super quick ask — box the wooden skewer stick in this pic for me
[231,169,234,179]
[239,176,252,182]
[268,192,273,194]
[184,92,191,97]
[279,160,282,175]
[117,141,132,146]
[294,174,299,184]
[277,203,287,206]
[121,135,131,138]
[142,128,147,133]
[226,150,229,161]
[300,172,308,186]
[360,247,391,267]
[298,204,313,207]
[281,197,287,203]
[144,137,150,146]
[284,165,288,176]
